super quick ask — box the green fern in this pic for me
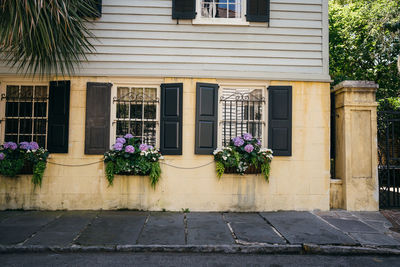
[32,161,46,188]
[149,162,161,189]
[261,162,271,182]
[105,161,115,186]
[216,161,225,179]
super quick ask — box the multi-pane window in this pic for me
[3,85,48,148]
[220,88,264,146]
[201,0,242,18]
[114,87,158,146]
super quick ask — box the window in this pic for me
[219,88,265,146]
[113,86,159,146]
[200,0,242,19]
[194,0,247,24]
[3,85,48,148]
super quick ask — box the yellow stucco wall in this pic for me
[0,77,331,211]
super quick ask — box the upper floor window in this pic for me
[2,85,48,148]
[200,0,242,19]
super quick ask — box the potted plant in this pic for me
[0,141,49,187]
[104,134,163,188]
[213,133,273,181]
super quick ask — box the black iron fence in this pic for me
[378,111,400,208]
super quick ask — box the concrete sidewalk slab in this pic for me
[186,213,233,245]
[260,212,356,245]
[0,211,61,245]
[224,213,286,244]
[25,211,97,246]
[76,211,147,246]
[138,212,185,245]
[321,218,377,233]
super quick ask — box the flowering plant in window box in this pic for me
[213,133,273,181]
[0,141,49,187]
[104,134,163,188]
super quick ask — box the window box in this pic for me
[19,161,34,175]
[224,164,261,174]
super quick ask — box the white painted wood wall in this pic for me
[0,0,330,82]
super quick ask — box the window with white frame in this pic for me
[2,85,48,148]
[219,88,265,146]
[200,0,242,19]
[113,86,159,146]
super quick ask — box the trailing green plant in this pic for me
[213,133,273,181]
[104,134,163,188]
[0,141,49,187]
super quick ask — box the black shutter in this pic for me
[172,0,196,19]
[246,0,270,22]
[268,86,292,156]
[160,83,183,155]
[95,0,102,18]
[195,83,218,155]
[85,82,111,154]
[47,81,70,153]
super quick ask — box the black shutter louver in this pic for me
[160,83,183,155]
[172,0,196,19]
[85,82,111,154]
[195,83,218,155]
[268,86,292,156]
[246,0,270,22]
[47,81,70,153]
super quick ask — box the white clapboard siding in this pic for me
[0,0,329,81]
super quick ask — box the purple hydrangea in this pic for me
[256,139,261,146]
[242,133,253,141]
[125,145,135,153]
[233,137,244,147]
[116,137,126,144]
[147,145,154,150]
[244,144,254,153]
[139,143,148,151]
[124,133,134,139]
[29,141,39,150]
[19,141,30,150]
[113,142,123,151]
[0,153,4,160]
[3,142,17,150]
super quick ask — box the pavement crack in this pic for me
[222,213,239,244]
[184,213,188,245]
[258,213,290,244]
[20,212,64,246]
[71,211,100,245]
[136,213,149,244]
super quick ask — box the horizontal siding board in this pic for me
[271,3,321,12]
[91,30,322,43]
[271,0,321,4]
[85,54,322,66]
[93,46,322,59]
[91,38,322,51]
[270,11,321,20]
[89,23,322,36]
[102,0,171,8]
[102,6,171,16]
[270,19,322,28]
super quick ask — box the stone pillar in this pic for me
[333,81,379,211]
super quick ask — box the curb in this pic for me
[1,244,400,255]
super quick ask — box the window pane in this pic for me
[5,102,18,117]
[130,104,142,119]
[19,102,32,117]
[34,119,47,134]
[144,122,156,145]
[144,104,156,119]
[19,135,32,143]
[34,102,47,117]
[116,103,129,118]
[34,136,46,148]
[19,119,32,134]
[6,85,19,98]
[20,86,33,100]
[144,88,157,100]
[5,119,18,134]
[117,87,129,100]
[130,121,142,137]
[34,86,47,98]
[215,3,228,18]
[5,135,18,143]
[116,121,128,136]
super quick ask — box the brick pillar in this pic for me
[333,81,379,211]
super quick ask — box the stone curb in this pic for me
[1,244,400,255]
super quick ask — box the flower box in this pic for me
[224,165,261,174]
[19,161,34,175]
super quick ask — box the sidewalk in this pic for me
[1,210,400,255]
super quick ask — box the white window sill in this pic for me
[192,18,250,26]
